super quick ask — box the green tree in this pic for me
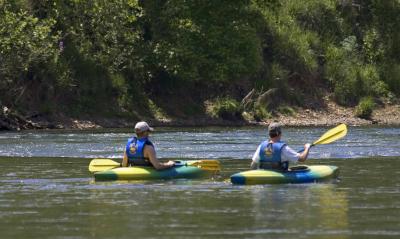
[141,0,263,82]
[0,2,59,107]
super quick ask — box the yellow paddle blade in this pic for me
[312,124,348,145]
[89,159,120,173]
[186,160,221,172]
[89,159,221,173]
[186,160,220,166]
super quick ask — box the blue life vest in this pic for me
[125,137,153,166]
[259,140,288,170]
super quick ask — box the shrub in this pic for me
[355,97,375,119]
[325,42,389,105]
[148,99,168,120]
[325,40,363,105]
[254,104,272,121]
[207,98,242,120]
[381,63,400,96]
[277,106,296,116]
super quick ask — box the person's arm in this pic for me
[122,152,128,167]
[250,145,261,169]
[250,161,258,170]
[144,145,175,170]
[298,143,311,162]
[282,144,311,163]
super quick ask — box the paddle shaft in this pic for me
[297,124,347,153]
[89,158,220,173]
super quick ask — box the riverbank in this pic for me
[271,101,400,127]
[1,100,400,131]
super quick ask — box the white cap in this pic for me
[134,121,154,133]
[268,122,282,134]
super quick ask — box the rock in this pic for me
[0,105,43,131]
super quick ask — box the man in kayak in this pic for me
[122,121,175,170]
[250,122,311,170]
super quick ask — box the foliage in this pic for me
[141,0,263,82]
[0,3,60,106]
[355,97,375,119]
[148,99,168,120]
[253,0,399,106]
[254,105,272,121]
[0,0,399,121]
[277,105,295,116]
[206,98,242,120]
[325,40,389,105]
[381,63,400,95]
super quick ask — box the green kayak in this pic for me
[89,159,220,181]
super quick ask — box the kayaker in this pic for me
[122,121,175,170]
[250,122,311,170]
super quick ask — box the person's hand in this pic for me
[166,160,175,167]
[304,143,311,149]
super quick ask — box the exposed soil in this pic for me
[1,99,400,131]
[267,101,400,127]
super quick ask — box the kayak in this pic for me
[230,165,339,185]
[93,162,218,181]
[94,165,211,181]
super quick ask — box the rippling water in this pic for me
[0,126,399,238]
[1,126,400,158]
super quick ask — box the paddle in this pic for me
[298,123,348,152]
[89,159,120,173]
[88,158,221,173]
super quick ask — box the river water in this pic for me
[0,126,399,238]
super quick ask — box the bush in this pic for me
[254,105,272,121]
[355,97,375,119]
[381,63,400,96]
[325,41,390,105]
[277,105,296,116]
[325,40,362,105]
[207,98,242,120]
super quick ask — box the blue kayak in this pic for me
[230,165,339,185]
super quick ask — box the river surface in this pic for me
[0,126,399,238]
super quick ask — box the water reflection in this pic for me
[249,184,349,238]
[1,156,400,238]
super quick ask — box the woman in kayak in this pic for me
[122,121,175,170]
[250,122,311,170]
